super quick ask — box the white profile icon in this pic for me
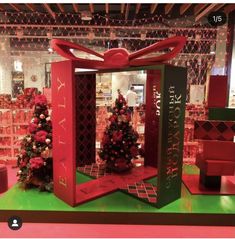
[12,219,19,227]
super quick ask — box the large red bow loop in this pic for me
[51,36,187,70]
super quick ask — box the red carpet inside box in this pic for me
[182,174,235,195]
[76,165,157,204]
[120,181,157,204]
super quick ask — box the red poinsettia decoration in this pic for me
[28,123,38,133]
[34,95,47,106]
[34,130,48,143]
[20,161,27,167]
[29,157,44,169]
[33,117,39,124]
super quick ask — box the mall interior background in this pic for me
[0,3,234,105]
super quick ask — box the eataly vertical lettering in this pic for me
[56,77,66,146]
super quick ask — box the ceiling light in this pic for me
[140,32,146,41]
[47,31,53,39]
[14,60,23,72]
[110,31,116,40]
[210,44,216,55]
[195,33,201,41]
[168,31,175,38]
[118,41,123,48]
[16,28,24,39]
[81,11,92,21]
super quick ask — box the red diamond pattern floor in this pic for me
[77,163,111,178]
[77,164,157,205]
[120,181,157,204]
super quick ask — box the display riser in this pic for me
[0,167,235,226]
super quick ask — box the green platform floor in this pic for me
[0,165,235,225]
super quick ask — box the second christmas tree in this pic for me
[99,92,139,173]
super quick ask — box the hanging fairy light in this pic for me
[16,28,24,39]
[87,31,95,40]
[110,31,116,40]
[140,31,146,41]
[81,11,93,21]
[46,31,53,39]
[210,44,216,55]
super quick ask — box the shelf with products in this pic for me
[12,109,33,124]
[0,146,12,149]
[96,76,112,107]
[0,108,33,162]
[0,134,11,137]
[12,123,31,126]
[183,103,207,164]
[96,94,112,106]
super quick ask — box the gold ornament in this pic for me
[41,148,52,158]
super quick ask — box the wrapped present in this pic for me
[0,110,11,125]
[0,94,12,108]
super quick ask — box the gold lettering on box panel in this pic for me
[165,85,182,189]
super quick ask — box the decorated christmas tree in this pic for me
[17,94,53,191]
[99,93,139,173]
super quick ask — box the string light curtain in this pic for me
[0,11,225,101]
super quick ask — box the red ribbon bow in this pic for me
[51,36,187,70]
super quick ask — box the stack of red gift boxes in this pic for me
[193,76,235,188]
